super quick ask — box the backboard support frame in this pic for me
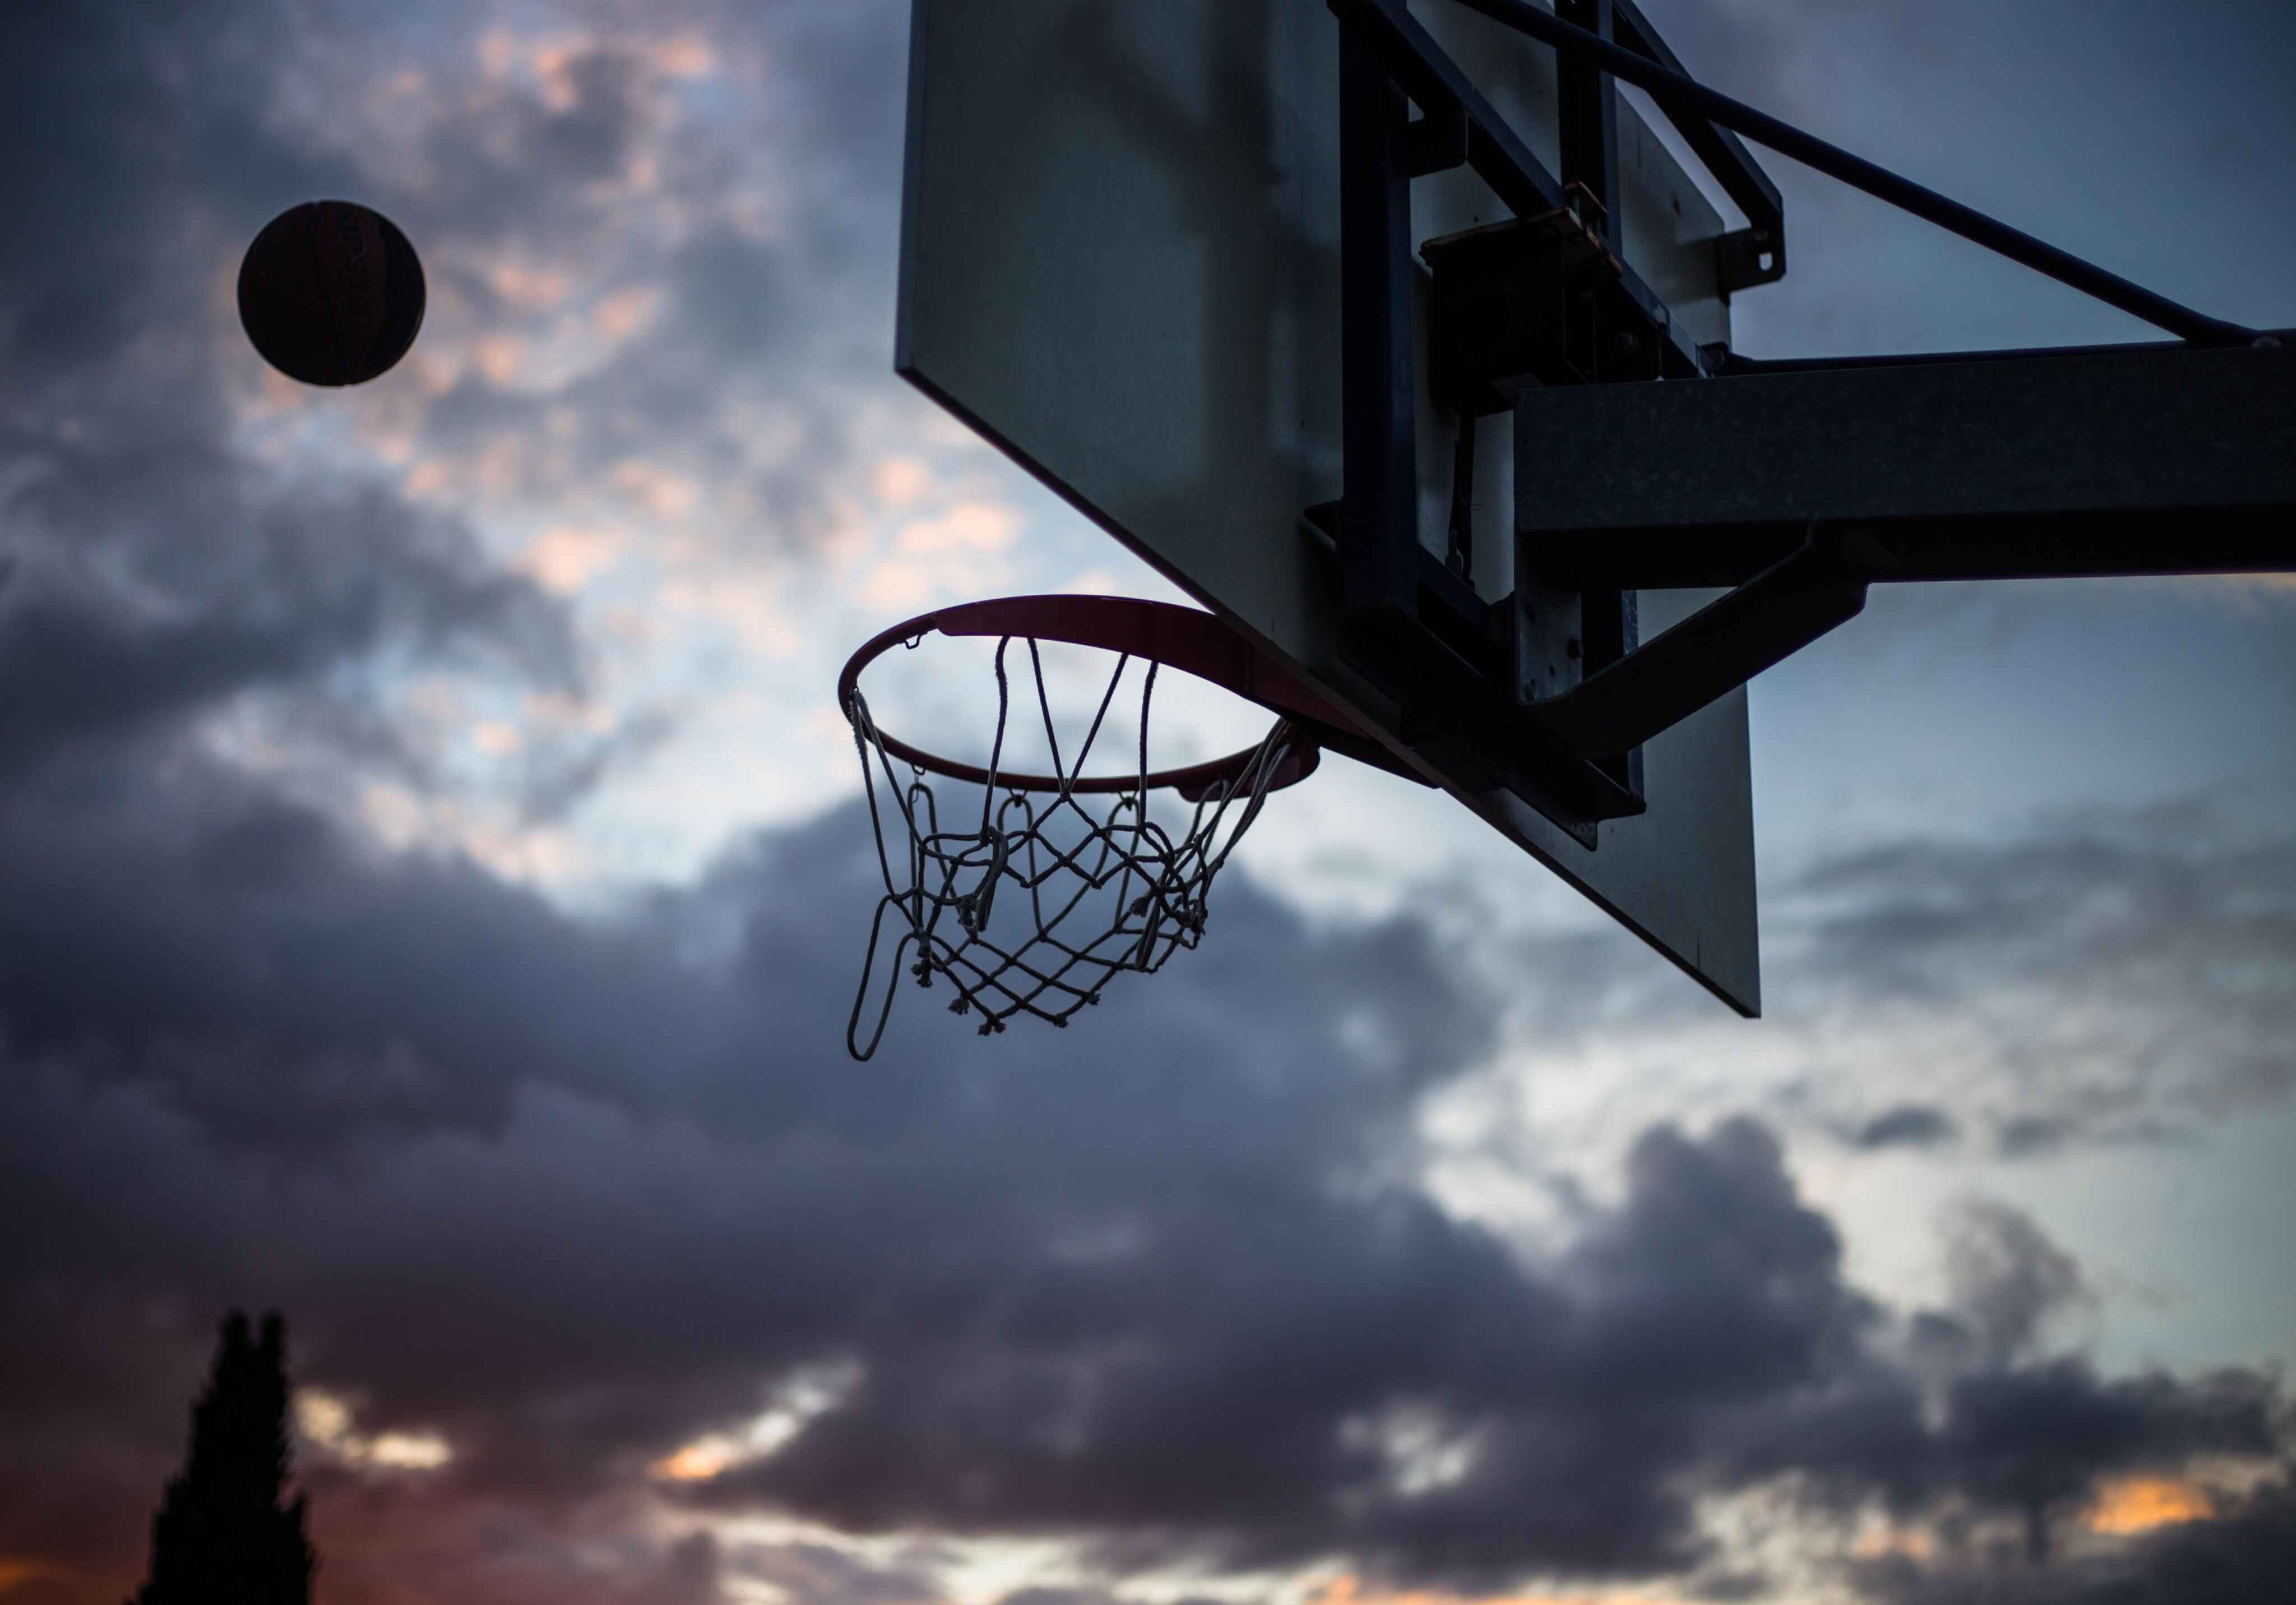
[892,0,2293,1031]
[897,0,1771,1017]
[1325,0,2294,788]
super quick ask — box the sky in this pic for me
[1,2,2292,1603]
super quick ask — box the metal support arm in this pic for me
[1324,0,2290,827]
[1528,533,1868,759]
[1516,341,2296,590]
[1510,340,2295,756]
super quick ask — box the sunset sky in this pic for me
[2,2,2292,1603]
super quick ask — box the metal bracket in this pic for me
[1326,0,2289,837]
[1526,530,1869,758]
[1330,0,1762,843]
[1716,227,1786,293]
[1421,205,1678,410]
[1306,501,1640,849]
[1336,0,1718,380]
[1404,106,1470,176]
[1605,0,1787,293]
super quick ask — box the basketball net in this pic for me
[844,635,1302,1060]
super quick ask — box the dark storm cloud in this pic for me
[0,2,357,381]
[0,778,1508,1593]
[12,0,925,715]
[404,30,678,243]
[6,800,2284,1602]
[1715,1206,2279,1566]
[323,0,919,553]
[0,730,1489,1157]
[0,0,584,797]
[1846,1106,1957,1151]
[0,736,772,1157]
[7,570,2283,1604]
[1776,804,2296,1150]
[0,600,2285,1599]
[32,886,2215,1594]
[6,6,2295,1605]
[0,470,572,779]
[1854,1469,2296,1605]
[1932,1363,2275,1546]
[1482,794,2290,1173]
[1941,1200,2085,1369]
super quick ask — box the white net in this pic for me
[844,635,1303,1060]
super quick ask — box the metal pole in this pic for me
[1337,24,1420,628]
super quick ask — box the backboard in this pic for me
[895,0,1760,1014]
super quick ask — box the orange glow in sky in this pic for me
[2085,1476,2214,1535]
[651,1440,738,1482]
[1309,1571,1692,1605]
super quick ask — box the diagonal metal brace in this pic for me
[1526,530,1869,759]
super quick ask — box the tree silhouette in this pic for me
[130,1311,316,1605]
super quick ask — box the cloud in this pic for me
[0,0,594,834]
[1851,1468,2296,1604]
[0,682,2287,1603]
[1716,1199,2279,1564]
[1775,802,2296,1152]
[0,473,574,778]
[0,776,1510,1594]
[0,0,980,881]
[1942,1199,2088,1368]
[7,915,2283,1602]
[4,3,2293,1604]
[331,0,921,568]
[1846,1106,1957,1151]
[739,1541,947,1605]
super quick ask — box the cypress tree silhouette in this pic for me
[129,1311,316,1605]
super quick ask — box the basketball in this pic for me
[237,200,426,387]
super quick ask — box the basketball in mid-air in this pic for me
[237,200,426,387]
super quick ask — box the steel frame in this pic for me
[1327,0,2295,836]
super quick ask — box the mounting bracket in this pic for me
[1323,0,2294,848]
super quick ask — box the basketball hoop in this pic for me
[837,596,1364,1060]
